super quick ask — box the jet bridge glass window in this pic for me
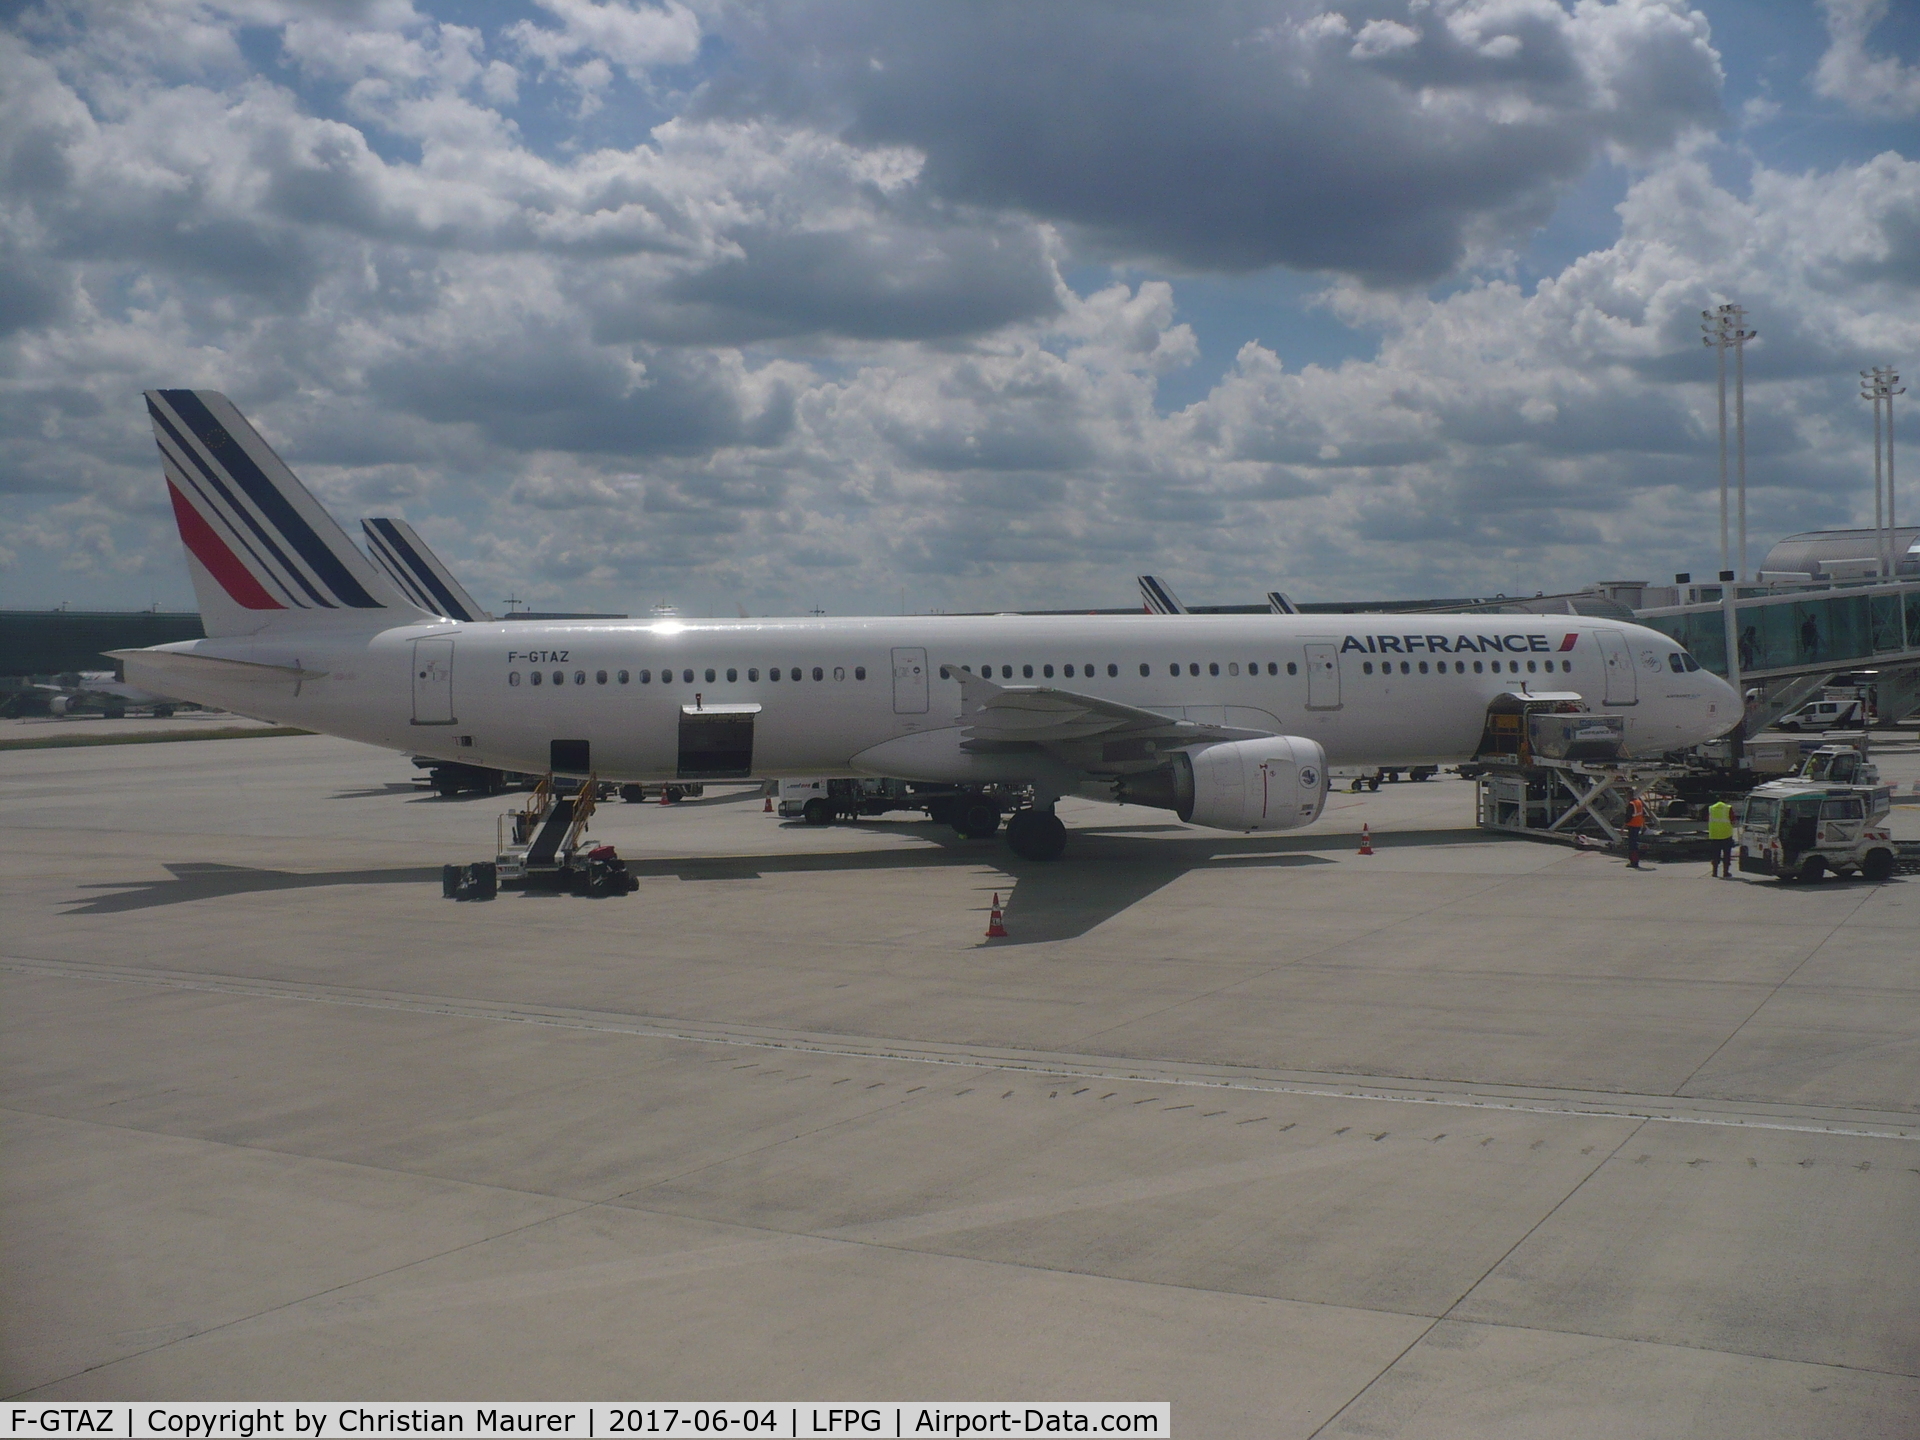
[509,671,521,686]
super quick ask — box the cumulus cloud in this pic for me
[699,0,1723,284]
[1814,0,1920,120]
[0,0,1913,617]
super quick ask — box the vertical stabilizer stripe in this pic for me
[150,403,326,608]
[366,518,477,622]
[158,390,381,609]
[167,481,283,610]
[161,454,304,608]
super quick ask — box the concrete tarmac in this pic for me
[3,735,1917,1436]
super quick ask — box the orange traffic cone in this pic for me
[659,788,670,805]
[764,794,773,812]
[1359,823,1374,856]
[992,892,1001,907]
[985,906,1008,939]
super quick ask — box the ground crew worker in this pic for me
[1707,798,1735,879]
[1625,789,1648,869]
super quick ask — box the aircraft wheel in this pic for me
[802,797,833,826]
[1006,811,1065,860]
[1862,848,1895,882]
[956,800,1001,839]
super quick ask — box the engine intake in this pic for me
[1162,736,1328,832]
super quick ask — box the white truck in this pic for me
[1735,745,1899,882]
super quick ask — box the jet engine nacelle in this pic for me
[1179,735,1328,832]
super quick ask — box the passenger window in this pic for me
[748,668,759,681]
[617,670,629,684]
[509,671,521,686]
[855,666,866,679]
[595,670,607,684]
[1286,662,1298,676]
[1362,662,1372,675]
[640,669,651,683]
[834,666,845,680]
[1043,664,1054,678]
[1109,663,1119,677]
[1228,662,1239,676]
[530,671,543,686]
[703,668,715,683]
[661,669,673,683]
[1188,663,1199,676]
[1002,665,1013,679]
[1084,662,1093,675]
[790,668,801,681]
[812,666,823,681]
[1527,660,1537,673]
[1169,663,1180,677]
[1269,662,1279,675]
[1139,663,1150,677]
[1209,662,1220,676]
[569,670,581,685]
[1473,661,1483,673]
[1023,665,1034,678]
[554,671,565,686]
[1400,661,1410,674]
[724,668,735,682]
[1418,660,1429,674]
[768,668,779,681]
[1063,664,1075,678]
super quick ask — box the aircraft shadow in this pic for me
[59,826,1487,940]
[64,861,448,915]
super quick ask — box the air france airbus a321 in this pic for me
[116,391,1740,860]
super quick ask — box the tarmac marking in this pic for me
[6,954,1916,1143]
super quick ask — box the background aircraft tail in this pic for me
[144,390,432,638]
[1138,575,1186,614]
[362,517,490,623]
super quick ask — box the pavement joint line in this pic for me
[7,955,1916,1142]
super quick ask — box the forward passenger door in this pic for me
[892,647,929,714]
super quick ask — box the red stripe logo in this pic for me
[1559,633,1579,651]
[167,480,283,610]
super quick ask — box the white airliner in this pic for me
[116,391,1739,859]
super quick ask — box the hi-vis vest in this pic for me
[1627,797,1648,829]
[1708,800,1734,840]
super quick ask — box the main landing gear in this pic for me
[1005,807,1067,861]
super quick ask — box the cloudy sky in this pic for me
[2,0,1917,616]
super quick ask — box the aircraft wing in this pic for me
[946,665,1271,750]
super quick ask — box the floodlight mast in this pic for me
[1861,366,1905,579]
[1701,305,1756,582]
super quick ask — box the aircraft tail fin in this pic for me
[1138,575,1186,614]
[144,390,432,639]
[1266,590,1299,615]
[362,517,491,623]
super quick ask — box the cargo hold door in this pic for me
[678,702,761,779]
[410,637,455,725]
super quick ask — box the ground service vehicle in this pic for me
[1736,746,1897,882]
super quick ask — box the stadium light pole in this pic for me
[1862,370,1886,576]
[1731,309,1755,581]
